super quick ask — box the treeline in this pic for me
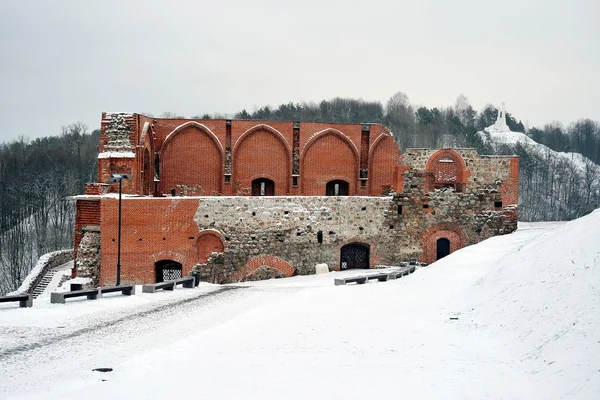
[217,93,526,152]
[493,140,600,221]
[0,123,99,294]
[528,120,600,165]
[211,92,600,221]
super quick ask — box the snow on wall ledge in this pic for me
[9,249,73,295]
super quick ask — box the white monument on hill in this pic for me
[484,102,510,133]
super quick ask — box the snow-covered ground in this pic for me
[0,212,599,399]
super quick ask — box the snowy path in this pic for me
[1,218,598,400]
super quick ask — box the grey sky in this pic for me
[1,0,598,141]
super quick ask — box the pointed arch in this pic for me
[368,132,401,195]
[160,122,224,195]
[300,128,360,162]
[161,121,225,156]
[300,129,359,195]
[232,124,292,155]
[232,124,292,195]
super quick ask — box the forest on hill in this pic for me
[0,94,599,294]
[0,124,98,294]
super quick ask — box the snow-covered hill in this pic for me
[481,129,596,174]
[0,211,599,399]
[480,129,600,221]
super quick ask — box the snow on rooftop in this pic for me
[1,211,599,399]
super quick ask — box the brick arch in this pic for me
[139,120,154,149]
[195,230,226,264]
[421,224,467,264]
[159,123,224,195]
[300,129,359,195]
[368,133,401,195]
[232,125,291,195]
[150,250,187,265]
[424,149,469,193]
[138,122,155,196]
[232,255,295,282]
[233,124,292,155]
[162,121,225,155]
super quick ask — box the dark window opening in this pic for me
[389,225,394,229]
[252,212,256,216]
[494,201,503,208]
[436,238,451,261]
[292,176,298,187]
[423,204,429,209]
[251,178,275,196]
[317,231,323,244]
[224,175,231,184]
[398,205,403,214]
[361,206,367,211]
[326,180,349,196]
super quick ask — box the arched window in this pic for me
[425,150,467,193]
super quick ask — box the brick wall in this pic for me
[96,115,401,197]
[73,199,101,261]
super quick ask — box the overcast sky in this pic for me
[1,0,598,141]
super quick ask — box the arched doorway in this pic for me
[436,238,450,260]
[340,243,370,270]
[326,180,349,196]
[252,178,274,196]
[155,260,182,282]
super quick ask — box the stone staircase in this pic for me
[31,266,71,299]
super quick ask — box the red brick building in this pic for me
[73,113,518,286]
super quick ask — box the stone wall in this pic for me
[76,230,101,287]
[402,148,517,197]
[193,196,403,283]
[192,192,516,282]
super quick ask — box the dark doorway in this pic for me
[252,178,275,196]
[436,238,450,260]
[326,180,349,196]
[155,260,183,282]
[340,243,370,270]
